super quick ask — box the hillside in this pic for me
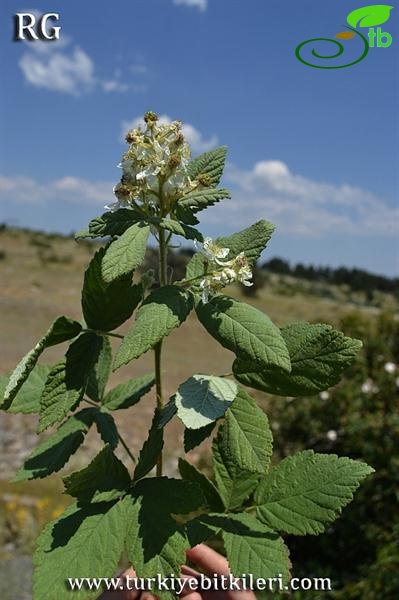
[0,225,397,572]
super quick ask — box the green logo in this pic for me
[296,4,394,68]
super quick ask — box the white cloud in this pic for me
[1,159,396,239]
[0,175,112,206]
[173,0,207,11]
[19,37,148,95]
[120,114,218,153]
[20,45,95,95]
[203,159,398,237]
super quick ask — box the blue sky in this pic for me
[0,0,397,275]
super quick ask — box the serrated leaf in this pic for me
[223,388,273,474]
[255,450,374,535]
[2,316,82,410]
[124,494,189,600]
[175,188,230,225]
[179,458,224,512]
[101,223,150,283]
[196,295,291,372]
[86,336,112,401]
[82,209,143,239]
[0,364,51,414]
[103,373,155,410]
[125,478,205,598]
[63,445,131,503]
[347,5,393,28]
[208,513,291,582]
[38,333,103,432]
[184,422,216,452]
[134,476,206,515]
[82,247,143,332]
[114,286,193,370]
[133,411,164,480]
[213,427,259,510]
[185,220,275,280]
[157,397,177,427]
[218,220,275,266]
[14,408,96,481]
[33,500,127,600]
[234,322,362,396]
[175,375,237,430]
[93,410,119,449]
[187,146,227,187]
[177,188,230,214]
[158,218,203,242]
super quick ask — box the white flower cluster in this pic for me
[107,112,194,213]
[195,237,253,303]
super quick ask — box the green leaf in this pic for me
[125,478,205,598]
[2,316,82,410]
[347,5,393,28]
[219,220,275,265]
[157,398,177,427]
[33,500,127,600]
[63,445,131,503]
[255,450,374,535]
[86,336,112,401]
[82,247,142,332]
[185,220,275,280]
[38,333,103,432]
[78,209,143,239]
[196,513,291,582]
[114,286,193,370]
[175,374,237,430]
[184,422,216,452]
[234,322,362,397]
[93,410,119,449]
[101,223,150,283]
[133,411,164,480]
[187,146,227,187]
[175,188,230,225]
[103,373,155,410]
[196,295,291,372]
[213,427,259,510]
[179,458,224,512]
[177,188,230,215]
[125,494,189,600]
[14,408,96,481]
[222,388,273,474]
[158,218,203,242]
[0,364,51,414]
[134,476,206,515]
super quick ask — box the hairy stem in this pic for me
[154,225,168,477]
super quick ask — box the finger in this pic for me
[186,544,230,576]
[181,565,200,578]
[140,592,158,600]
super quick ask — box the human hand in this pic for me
[99,544,256,600]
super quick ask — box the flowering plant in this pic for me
[1,112,373,600]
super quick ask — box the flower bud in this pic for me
[114,182,131,199]
[125,130,137,144]
[144,111,159,125]
[168,154,181,170]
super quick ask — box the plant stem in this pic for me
[154,224,168,477]
[117,432,136,465]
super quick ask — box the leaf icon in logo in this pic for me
[335,31,356,39]
[347,5,394,28]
